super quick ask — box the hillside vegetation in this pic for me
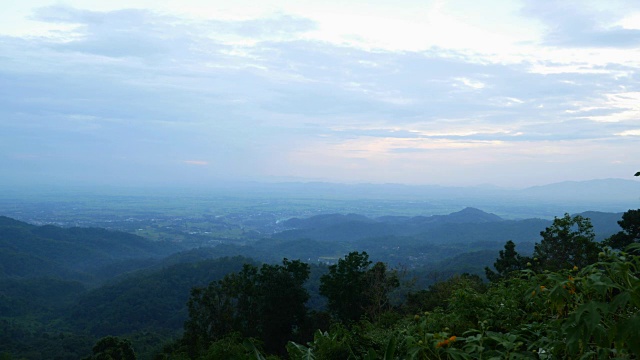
[0,208,637,359]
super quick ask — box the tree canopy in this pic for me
[182,259,310,356]
[485,240,529,281]
[605,209,640,251]
[319,251,399,323]
[533,213,601,271]
[84,336,135,360]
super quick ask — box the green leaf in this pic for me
[243,339,266,360]
[610,291,630,311]
[617,314,640,354]
[363,348,377,360]
[286,341,315,360]
[382,335,396,360]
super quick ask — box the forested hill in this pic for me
[0,208,635,359]
[0,208,624,284]
[0,216,182,283]
[273,208,621,244]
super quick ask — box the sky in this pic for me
[1,0,639,188]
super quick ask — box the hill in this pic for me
[0,216,182,283]
[267,208,624,272]
[67,256,254,337]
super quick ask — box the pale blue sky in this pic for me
[1,0,639,187]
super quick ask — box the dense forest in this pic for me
[1,208,639,359]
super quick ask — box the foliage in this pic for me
[180,259,310,356]
[287,321,401,360]
[84,336,136,360]
[319,252,399,324]
[287,328,356,360]
[258,260,311,352]
[319,252,373,323]
[533,213,601,271]
[363,262,401,321]
[519,244,640,358]
[484,240,529,282]
[605,209,640,251]
[287,243,640,359]
[170,333,270,360]
[69,256,252,337]
[1,210,636,359]
[0,325,95,360]
[0,217,179,283]
[405,273,486,315]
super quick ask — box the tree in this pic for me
[320,252,372,323]
[604,209,640,251]
[182,259,310,356]
[363,261,400,320]
[485,240,529,282]
[533,213,600,271]
[319,252,399,323]
[182,276,240,357]
[256,259,310,353]
[224,264,261,339]
[84,336,136,360]
[405,273,486,313]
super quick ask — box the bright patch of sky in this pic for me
[1,0,639,187]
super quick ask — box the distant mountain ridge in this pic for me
[2,179,631,276]
[283,207,502,229]
[425,207,504,223]
[196,179,640,217]
[519,178,640,202]
[277,207,506,243]
[11,178,637,203]
[206,178,640,200]
[0,205,628,285]
[274,208,622,246]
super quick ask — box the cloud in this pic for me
[522,0,640,48]
[616,129,640,136]
[219,14,317,39]
[454,77,486,90]
[29,5,317,59]
[30,5,196,58]
[1,3,639,187]
[184,160,209,166]
[580,92,640,123]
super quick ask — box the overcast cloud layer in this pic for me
[1,0,639,188]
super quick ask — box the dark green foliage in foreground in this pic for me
[161,252,402,358]
[179,259,311,356]
[533,213,601,271]
[84,336,136,360]
[319,252,400,324]
[605,209,640,251]
[285,244,640,360]
[484,240,529,282]
[258,260,311,352]
[166,212,639,359]
[320,252,373,323]
[405,273,486,314]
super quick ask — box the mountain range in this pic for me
[273,207,621,245]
